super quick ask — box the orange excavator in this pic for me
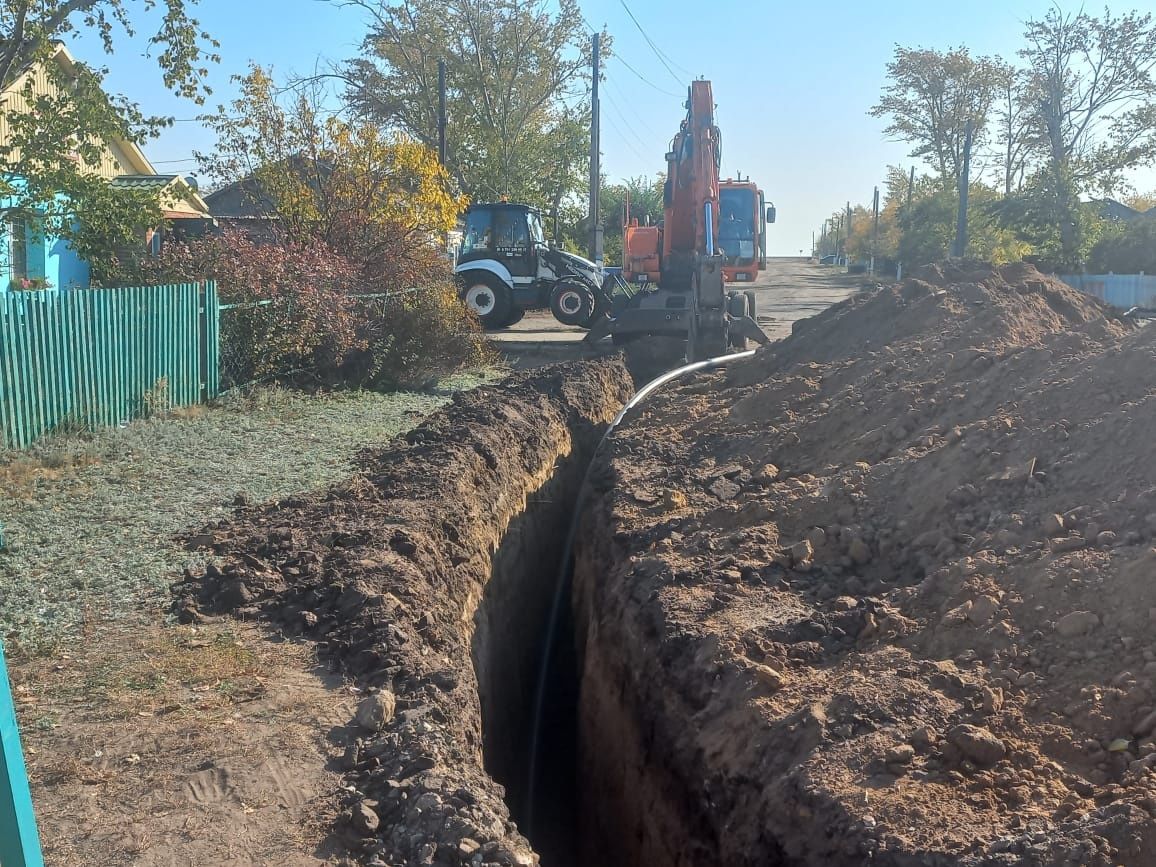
[586,80,767,360]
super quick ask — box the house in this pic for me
[0,44,212,291]
[202,156,331,243]
[203,174,282,243]
[1095,199,1156,223]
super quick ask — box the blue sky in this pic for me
[69,0,1156,255]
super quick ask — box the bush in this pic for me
[1087,219,1156,274]
[344,280,491,390]
[103,230,490,389]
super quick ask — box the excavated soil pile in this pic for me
[575,263,1156,866]
[175,359,634,866]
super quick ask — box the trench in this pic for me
[469,351,757,867]
[469,435,587,867]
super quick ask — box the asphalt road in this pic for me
[489,257,863,361]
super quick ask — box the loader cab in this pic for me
[459,202,546,278]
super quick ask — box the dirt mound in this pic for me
[575,263,1156,865]
[175,359,633,866]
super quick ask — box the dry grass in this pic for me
[0,374,499,652]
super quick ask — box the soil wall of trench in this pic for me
[176,358,634,866]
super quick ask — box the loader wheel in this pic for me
[459,273,514,329]
[727,293,750,350]
[550,280,596,327]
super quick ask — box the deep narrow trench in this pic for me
[469,440,589,867]
[469,352,759,867]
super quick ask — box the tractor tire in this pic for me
[459,273,514,330]
[550,280,596,327]
[727,293,750,351]
[744,289,758,321]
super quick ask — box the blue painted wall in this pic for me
[1,185,90,292]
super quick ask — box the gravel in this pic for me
[0,377,494,652]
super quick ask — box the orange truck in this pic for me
[719,179,774,282]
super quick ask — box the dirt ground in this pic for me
[574,263,1156,865]
[3,263,873,866]
[15,618,353,866]
[2,381,492,866]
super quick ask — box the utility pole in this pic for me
[588,32,602,265]
[954,119,974,258]
[845,202,852,265]
[437,60,447,166]
[871,186,879,276]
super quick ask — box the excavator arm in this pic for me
[589,80,767,358]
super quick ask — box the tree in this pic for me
[870,46,1001,187]
[337,0,603,224]
[0,1,218,273]
[1020,6,1156,264]
[198,67,466,286]
[1123,190,1156,212]
[991,61,1041,195]
[594,174,663,265]
[1087,217,1156,273]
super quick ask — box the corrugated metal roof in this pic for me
[111,174,178,189]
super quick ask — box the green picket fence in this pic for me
[0,282,220,449]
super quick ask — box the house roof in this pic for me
[111,173,180,189]
[204,155,333,219]
[113,173,212,219]
[1,43,155,177]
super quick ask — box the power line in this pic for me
[602,81,655,152]
[612,54,683,98]
[599,112,647,163]
[580,13,682,99]
[617,0,691,85]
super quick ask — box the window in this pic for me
[719,188,756,262]
[460,209,493,256]
[493,209,529,257]
[8,217,28,281]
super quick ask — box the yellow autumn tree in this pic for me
[199,66,466,280]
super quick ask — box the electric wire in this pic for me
[580,13,682,99]
[599,111,648,163]
[617,0,692,85]
[601,83,652,154]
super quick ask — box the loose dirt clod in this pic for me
[574,263,1156,865]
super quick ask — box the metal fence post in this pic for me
[0,642,43,867]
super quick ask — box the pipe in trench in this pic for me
[524,347,757,840]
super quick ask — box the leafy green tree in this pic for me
[894,178,1030,267]
[870,46,1001,187]
[338,0,604,226]
[0,0,218,275]
[991,172,1108,271]
[1087,218,1156,274]
[1020,6,1156,264]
